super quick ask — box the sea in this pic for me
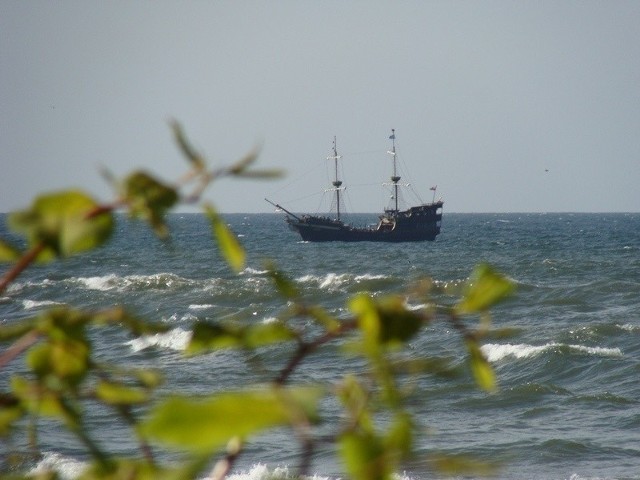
[1,212,639,480]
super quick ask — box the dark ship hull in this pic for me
[268,130,443,243]
[285,202,443,242]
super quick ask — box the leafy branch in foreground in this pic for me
[0,122,515,480]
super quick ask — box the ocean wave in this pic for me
[6,278,56,294]
[26,455,417,480]
[568,322,640,342]
[405,302,429,312]
[570,391,635,405]
[481,343,549,362]
[75,273,198,292]
[240,267,269,276]
[296,272,389,291]
[222,463,415,480]
[22,299,64,310]
[29,452,87,480]
[481,342,623,363]
[431,278,467,294]
[7,273,204,293]
[189,304,215,310]
[126,326,192,352]
[563,344,623,358]
[73,273,122,291]
[618,323,640,333]
[224,464,332,480]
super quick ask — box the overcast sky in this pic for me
[2,1,639,214]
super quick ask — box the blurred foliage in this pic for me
[0,121,514,479]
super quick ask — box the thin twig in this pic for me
[0,330,41,370]
[275,319,357,386]
[209,439,243,480]
[0,242,45,295]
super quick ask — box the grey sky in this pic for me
[2,1,639,213]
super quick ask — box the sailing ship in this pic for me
[266,130,443,242]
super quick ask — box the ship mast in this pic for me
[388,129,400,213]
[328,136,343,220]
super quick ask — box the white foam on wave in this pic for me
[297,272,388,290]
[482,342,623,363]
[217,464,414,480]
[481,343,550,362]
[354,273,388,282]
[241,267,269,276]
[296,274,334,289]
[295,273,347,290]
[126,327,192,352]
[75,274,120,291]
[74,273,194,292]
[619,323,640,332]
[224,464,301,480]
[569,344,623,357]
[28,455,414,480]
[405,302,429,312]
[432,278,467,290]
[29,452,87,480]
[189,304,215,310]
[22,299,64,310]
[319,273,345,289]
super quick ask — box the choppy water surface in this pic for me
[1,212,639,479]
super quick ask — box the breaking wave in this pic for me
[126,327,192,352]
[296,272,390,291]
[28,453,416,480]
[481,342,623,363]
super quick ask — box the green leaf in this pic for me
[124,171,178,237]
[26,343,54,377]
[170,120,206,170]
[384,412,413,459]
[0,238,21,262]
[339,431,389,480]
[187,321,242,354]
[233,168,284,179]
[8,190,113,260]
[22,308,92,385]
[242,321,296,348]
[205,204,245,272]
[455,264,515,314]
[27,339,90,386]
[466,339,497,392]
[142,386,323,453]
[349,294,423,348]
[349,294,380,352]
[307,305,341,333]
[266,263,300,299]
[338,375,374,432]
[0,403,23,437]
[131,369,164,389]
[228,148,260,175]
[0,320,36,342]
[187,317,295,354]
[376,297,423,344]
[95,381,149,405]
[11,377,65,418]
